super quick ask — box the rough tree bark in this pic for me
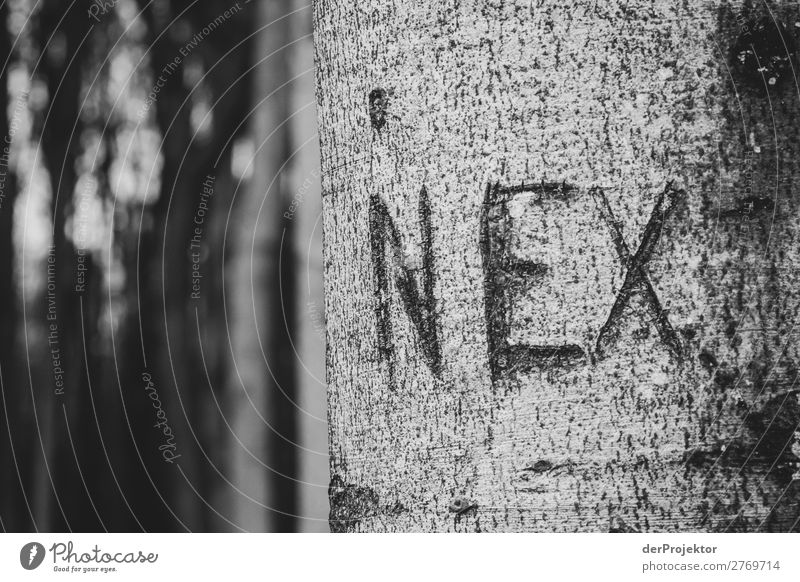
[315,0,800,532]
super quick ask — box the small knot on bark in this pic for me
[448,496,476,515]
[368,88,389,130]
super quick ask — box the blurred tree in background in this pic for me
[0,0,326,532]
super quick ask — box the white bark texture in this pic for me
[314,0,800,532]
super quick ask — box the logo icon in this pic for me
[20,542,46,570]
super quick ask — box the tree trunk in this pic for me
[0,0,28,531]
[224,0,297,531]
[288,2,328,532]
[37,0,102,531]
[315,0,800,532]
[130,0,256,531]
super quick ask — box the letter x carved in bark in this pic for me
[480,181,684,383]
[369,187,442,380]
[590,184,684,361]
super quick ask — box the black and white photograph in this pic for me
[0,0,798,579]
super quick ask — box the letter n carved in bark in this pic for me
[369,186,441,381]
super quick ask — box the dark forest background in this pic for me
[0,0,327,532]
